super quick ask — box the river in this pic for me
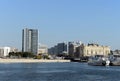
[0,62,119,81]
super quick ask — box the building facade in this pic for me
[38,44,48,55]
[57,42,67,55]
[68,41,82,57]
[112,49,120,54]
[22,28,38,55]
[0,47,18,57]
[77,43,110,57]
[48,42,68,55]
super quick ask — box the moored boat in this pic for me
[109,54,120,66]
[88,55,110,66]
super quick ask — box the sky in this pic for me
[0,0,120,50]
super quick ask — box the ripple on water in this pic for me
[37,70,76,73]
[0,63,119,81]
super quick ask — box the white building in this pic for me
[0,47,18,57]
[38,44,48,55]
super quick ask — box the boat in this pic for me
[88,55,110,66]
[109,54,120,66]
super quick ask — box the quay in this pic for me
[0,59,70,63]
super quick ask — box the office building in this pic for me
[48,42,68,55]
[68,41,82,57]
[22,28,38,55]
[57,42,67,55]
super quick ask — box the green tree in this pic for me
[9,52,35,58]
[22,52,34,58]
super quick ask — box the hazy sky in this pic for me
[0,0,120,50]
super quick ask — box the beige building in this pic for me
[77,43,110,57]
[38,44,48,55]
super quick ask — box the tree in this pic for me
[9,52,15,57]
[9,52,35,58]
[22,52,34,58]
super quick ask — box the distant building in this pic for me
[68,41,82,57]
[57,42,67,55]
[22,28,38,55]
[48,46,57,55]
[0,47,18,57]
[48,42,68,55]
[112,49,120,54]
[38,44,48,55]
[77,43,110,57]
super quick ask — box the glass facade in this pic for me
[22,28,38,55]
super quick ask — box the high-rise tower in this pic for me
[22,28,38,55]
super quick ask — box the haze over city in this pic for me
[0,0,120,50]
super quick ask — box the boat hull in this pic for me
[88,55,110,66]
[110,61,120,66]
[109,55,120,66]
[88,60,109,66]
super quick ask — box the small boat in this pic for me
[109,54,120,66]
[88,55,110,66]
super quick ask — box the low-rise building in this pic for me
[0,47,18,57]
[112,49,120,54]
[76,43,110,58]
[38,44,48,55]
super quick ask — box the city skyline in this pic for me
[0,0,120,50]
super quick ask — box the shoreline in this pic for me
[0,59,70,63]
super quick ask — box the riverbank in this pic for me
[0,59,70,63]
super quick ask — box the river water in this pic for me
[0,62,120,81]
